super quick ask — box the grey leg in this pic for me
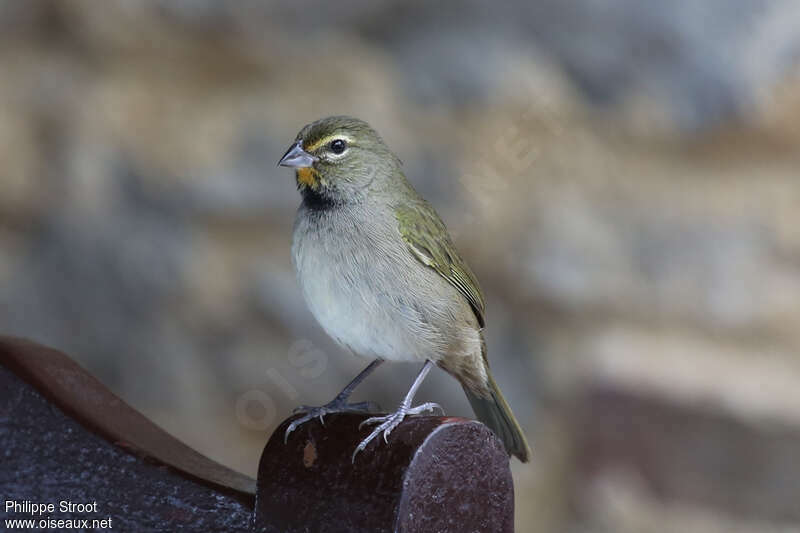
[352,360,444,461]
[284,359,384,442]
[329,358,384,403]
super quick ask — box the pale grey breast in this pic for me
[292,201,453,362]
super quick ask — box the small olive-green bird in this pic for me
[279,115,530,462]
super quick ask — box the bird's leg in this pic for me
[284,358,383,442]
[352,359,444,461]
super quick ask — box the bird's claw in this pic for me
[284,399,380,443]
[292,405,314,414]
[352,402,444,461]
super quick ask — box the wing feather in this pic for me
[396,203,486,328]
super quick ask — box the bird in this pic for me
[278,115,530,462]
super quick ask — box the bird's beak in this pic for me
[278,141,317,168]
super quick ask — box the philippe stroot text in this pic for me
[4,500,113,530]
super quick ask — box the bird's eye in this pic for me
[329,139,347,154]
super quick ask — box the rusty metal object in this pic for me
[255,413,515,533]
[0,336,255,531]
[0,336,255,495]
[1,336,515,531]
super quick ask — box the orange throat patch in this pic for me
[296,167,319,189]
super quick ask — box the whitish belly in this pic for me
[292,228,443,362]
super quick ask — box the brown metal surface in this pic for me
[0,335,256,495]
[0,352,253,531]
[2,336,516,531]
[256,413,515,533]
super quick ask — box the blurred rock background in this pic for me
[1,1,799,531]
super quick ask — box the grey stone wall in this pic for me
[1,2,799,531]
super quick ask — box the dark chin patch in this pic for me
[300,185,338,211]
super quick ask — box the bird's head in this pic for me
[278,116,401,205]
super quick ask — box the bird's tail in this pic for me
[462,372,531,462]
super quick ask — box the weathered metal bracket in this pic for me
[256,414,515,532]
[0,337,515,532]
[0,336,255,531]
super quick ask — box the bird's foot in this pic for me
[284,397,380,443]
[352,402,444,461]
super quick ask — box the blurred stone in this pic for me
[0,104,44,222]
[570,326,800,425]
[577,471,798,533]
[0,2,799,532]
[571,387,800,526]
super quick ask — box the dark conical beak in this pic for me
[278,141,317,168]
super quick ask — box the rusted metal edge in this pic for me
[0,335,256,498]
[255,412,514,532]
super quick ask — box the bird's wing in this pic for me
[395,202,486,328]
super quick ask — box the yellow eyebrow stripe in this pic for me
[304,134,353,153]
